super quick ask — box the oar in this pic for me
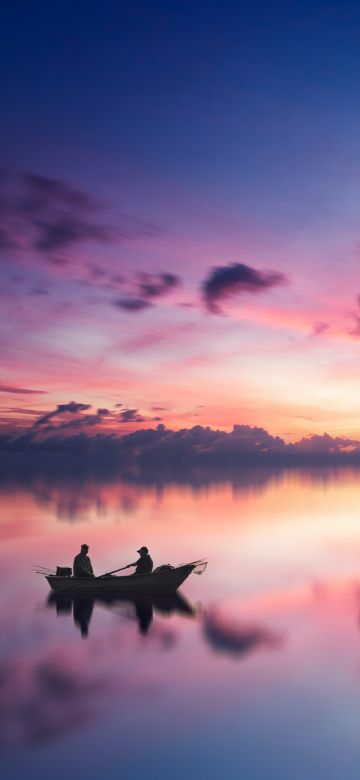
[100,558,208,579]
[98,564,131,579]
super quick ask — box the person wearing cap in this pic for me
[73,544,94,578]
[126,546,153,575]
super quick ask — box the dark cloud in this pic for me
[47,401,91,415]
[0,383,47,395]
[0,172,114,262]
[203,610,283,658]
[202,262,287,314]
[34,401,91,427]
[119,409,145,423]
[22,172,97,213]
[5,421,360,477]
[28,403,121,436]
[113,272,180,313]
[42,415,105,433]
[0,171,161,266]
[117,424,287,464]
[1,173,175,316]
[33,218,115,254]
[137,272,179,299]
[114,297,152,312]
[294,432,358,455]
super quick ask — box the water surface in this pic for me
[2,467,360,779]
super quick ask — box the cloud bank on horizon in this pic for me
[2,2,360,443]
[2,403,360,468]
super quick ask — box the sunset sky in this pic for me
[2,1,360,441]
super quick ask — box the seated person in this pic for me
[126,546,153,575]
[73,544,94,577]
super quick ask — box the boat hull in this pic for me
[46,564,194,594]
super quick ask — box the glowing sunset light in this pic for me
[5,6,360,778]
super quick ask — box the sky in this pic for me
[2,0,360,442]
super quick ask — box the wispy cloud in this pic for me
[311,321,329,337]
[0,383,47,395]
[0,170,161,269]
[121,322,194,351]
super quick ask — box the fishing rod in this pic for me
[32,569,55,577]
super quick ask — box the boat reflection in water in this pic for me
[47,590,197,638]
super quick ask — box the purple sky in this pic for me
[2,1,360,441]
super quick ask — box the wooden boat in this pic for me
[46,562,202,595]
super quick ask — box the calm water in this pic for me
[2,467,360,779]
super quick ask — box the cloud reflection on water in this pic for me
[0,649,116,746]
[1,464,360,525]
[203,609,283,658]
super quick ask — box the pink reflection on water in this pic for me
[2,469,360,754]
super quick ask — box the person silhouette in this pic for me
[73,544,94,577]
[125,546,153,575]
